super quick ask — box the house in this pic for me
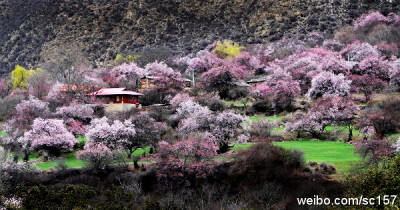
[181,78,193,88]
[88,88,144,112]
[246,76,268,87]
[232,81,251,87]
[140,76,157,89]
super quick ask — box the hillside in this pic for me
[0,0,399,76]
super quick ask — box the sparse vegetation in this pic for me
[1,9,400,209]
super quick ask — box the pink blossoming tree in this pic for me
[350,74,385,102]
[21,118,78,159]
[130,112,167,157]
[307,71,351,100]
[12,97,49,130]
[46,83,73,111]
[145,61,185,90]
[176,100,213,137]
[340,42,379,62]
[77,141,114,170]
[56,103,94,124]
[156,137,217,187]
[85,117,136,154]
[108,63,145,90]
[357,54,391,81]
[201,60,246,98]
[210,111,249,153]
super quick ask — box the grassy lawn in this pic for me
[0,131,6,137]
[36,152,86,170]
[35,147,152,170]
[273,141,361,174]
[77,136,88,143]
[249,115,282,122]
[232,143,255,150]
[324,126,360,136]
[17,153,39,162]
[389,133,400,138]
[229,141,361,175]
[224,101,247,107]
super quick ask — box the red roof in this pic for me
[88,88,144,96]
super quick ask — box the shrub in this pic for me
[249,121,276,140]
[229,143,305,185]
[227,87,250,100]
[0,95,25,122]
[356,100,400,138]
[323,39,345,51]
[252,100,273,114]
[0,79,9,99]
[16,184,96,210]
[156,138,217,187]
[213,41,244,59]
[197,96,225,112]
[353,137,394,164]
[347,154,400,207]
[77,142,114,170]
[95,185,135,209]
[114,53,140,65]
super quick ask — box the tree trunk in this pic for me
[23,152,29,162]
[348,126,353,142]
[218,142,229,154]
[128,148,133,159]
[133,159,139,169]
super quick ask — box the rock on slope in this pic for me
[0,0,399,76]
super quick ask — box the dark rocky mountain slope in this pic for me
[0,0,399,76]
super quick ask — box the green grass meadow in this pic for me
[35,146,151,170]
[273,141,361,174]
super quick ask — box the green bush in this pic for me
[95,185,135,209]
[347,155,400,207]
[16,184,96,209]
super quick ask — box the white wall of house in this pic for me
[105,103,141,112]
